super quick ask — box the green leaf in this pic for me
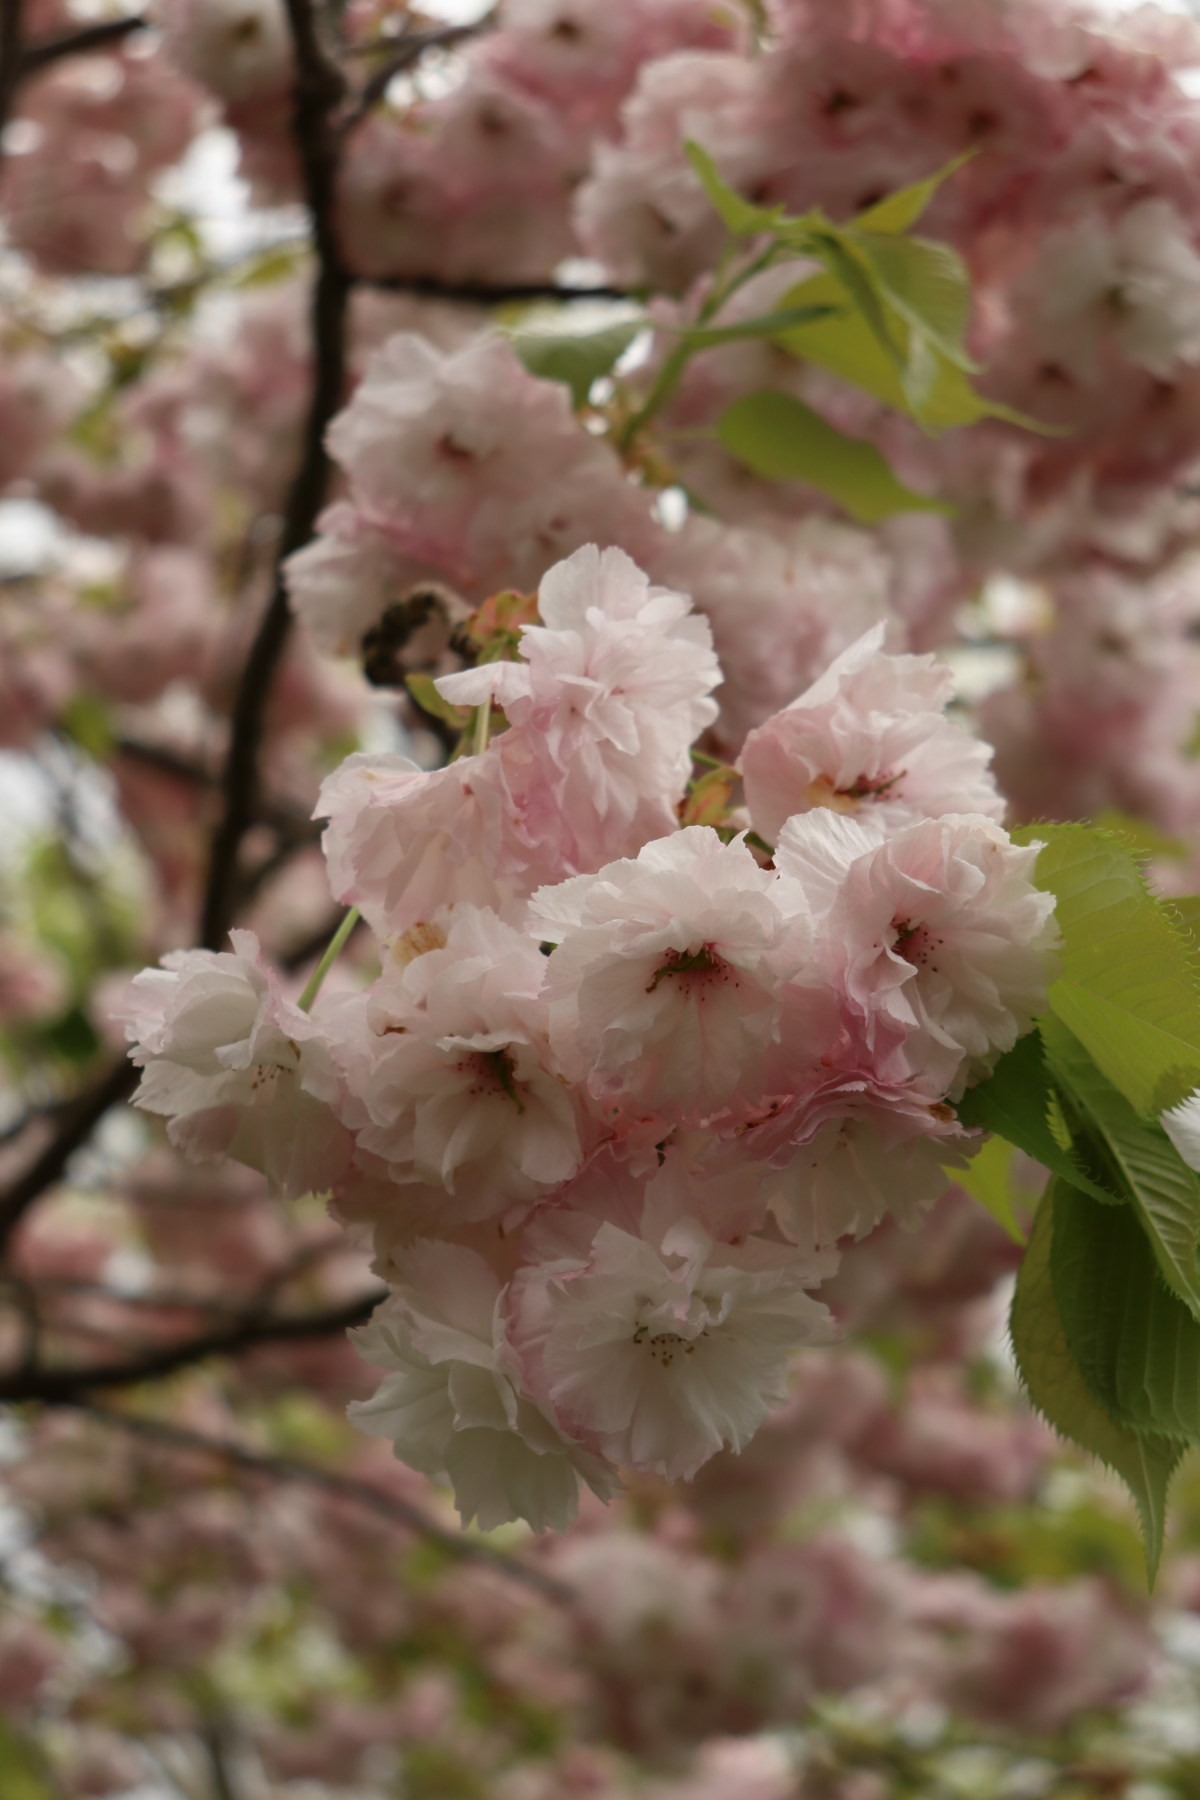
[684,139,785,236]
[512,316,644,408]
[1092,809,1187,863]
[955,1029,1120,1208]
[1010,1185,1179,1584]
[846,230,978,369]
[801,225,907,371]
[774,272,1056,434]
[1164,893,1200,952]
[405,673,470,732]
[952,1132,1027,1244]
[1051,1178,1200,1451]
[669,301,842,349]
[0,1722,58,1800]
[1043,1017,1200,1319]
[232,243,305,289]
[716,390,951,524]
[850,148,977,234]
[59,692,114,760]
[1020,823,1200,1117]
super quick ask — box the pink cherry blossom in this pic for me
[508,1201,835,1483]
[741,622,1004,845]
[349,1239,618,1532]
[117,930,351,1197]
[353,906,582,1223]
[777,809,1058,1093]
[529,827,808,1124]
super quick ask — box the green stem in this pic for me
[614,240,789,455]
[298,907,360,1012]
[471,700,491,756]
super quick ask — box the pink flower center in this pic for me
[457,1047,526,1112]
[631,1326,703,1365]
[645,945,727,994]
[892,920,946,973]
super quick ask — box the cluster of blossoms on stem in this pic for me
[121,545,1057,1531]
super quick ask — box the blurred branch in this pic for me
[0,0,354,1247]
[362,273,640,305]
[19,13,148,74]
[0,907,352,1249]
[0,1057,139,1251]
[0,0,25,172]
[73,1400,575,1604]
[198,1716,240,1800]
[341,19,492,131]
[199,0,350,951]
[116,736,319,839]
[0,1286,386,1401]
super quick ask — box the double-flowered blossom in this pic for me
[778,809,1057,1093]
[354,907,581,1224]
[348,1238,619,1535]
[740,623,1004,844]
[118,930,350,1199]
[123,549,1058,1530]
[286,337,662,657]
[508,1188,836,1483]
[529,827,807,1125]
[315,545,722,939]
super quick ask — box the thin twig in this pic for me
[341,19,490,131]
[0,0,25,178]
[19,12,147,73]
[199,0,350,951]
[0,0,355,1250]
[0,1057,139,1251]
[0,1288,386,1402]
[71,1400,574,1604]
[361,273,639,306]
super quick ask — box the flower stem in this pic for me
[298,907,360,1012]
[472,700,492,756]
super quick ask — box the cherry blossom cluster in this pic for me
[121,544,1057,1530]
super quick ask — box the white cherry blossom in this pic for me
[349,1240,618,1533]
[741,623,1004,845]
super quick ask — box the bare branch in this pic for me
[0,1288,386,1402]
[0,0,355,1244]
[19,13,147,73]
[341,20,491,131]
[199,0,350,951]
[361,273,641,306]
[70,1401,574,1604]
[0,0,26,176]
[0,1057,139,1250]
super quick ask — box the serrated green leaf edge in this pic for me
[956,1030,1120,1208]
[1019,823,1200,1118]
[1042,1017,1200,1320]
[1050,1181,1200,1451]
[1011,1184,1179,1585]
[951,1133,1026,1244]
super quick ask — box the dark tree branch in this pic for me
[0,1287,386,1401]
[19,12,147,73]
[0,904,352,1251]
[0,0,357,1249]
[361,273,640,306]
[117,735,318,839]
[72,1400,574,1603]
[0,1057,138,1249]
[341,20,490,131]
[0,0,25,175]
[199,0,350,951]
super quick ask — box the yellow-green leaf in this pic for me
[717,390,951,524]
